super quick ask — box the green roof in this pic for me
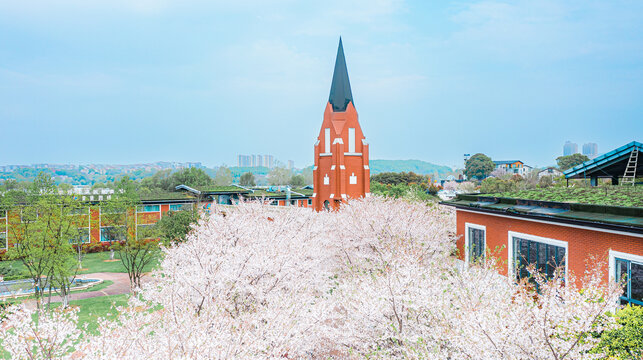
[443,191,643,230]
[139,190,194,201]
[484,187,643,207]
[198,186,251,194]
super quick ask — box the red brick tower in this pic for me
[313,38,369,211]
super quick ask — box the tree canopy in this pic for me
[240,172,256,187]
[556,153,590,170]
[370,171,428,185]
[465,153,495,180]
[213,166,233,186]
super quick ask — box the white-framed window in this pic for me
[100,226,126,243]
[0,209,6,218]
[508,231,567,282]
[324,128,331,153]
[348,128,355,153]
[307,199,312,206]
[69,227,90,244]
[70,207,89,216]
[169,203,191,212]
[137,205,160,212]
[609,250,643,306]
[0,232,6,250]
[464,223,486,265]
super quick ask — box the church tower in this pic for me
[313,38,370,211]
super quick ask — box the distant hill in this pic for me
[370,160,453,178]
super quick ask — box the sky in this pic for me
[1,0,642,170]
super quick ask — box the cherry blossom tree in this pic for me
[0,197,623,359]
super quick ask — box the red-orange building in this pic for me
[444,193,643,306]
[313,38,369,211]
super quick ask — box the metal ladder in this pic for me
[622,148,639,185]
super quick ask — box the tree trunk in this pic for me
[110,249,115,260]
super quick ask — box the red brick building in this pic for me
[445,193,643,306]
[0,185,313,250]
[313,38,369,211]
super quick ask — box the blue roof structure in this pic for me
[564,141,642,179]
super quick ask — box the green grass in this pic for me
[65,294,130,334]
[0,250,162,280]
[486,186,643,207]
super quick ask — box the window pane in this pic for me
[616,259,629,297]
[101,226,126,242]
[538,244,547,274]
[169,204,186,211]
[0,233,6,249]
[630,262,643,302]
[513,236,565,281]
[529,241,538,265]
[468,227,485,263]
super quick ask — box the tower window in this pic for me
[324,128,331,153]
[348,128,355,153]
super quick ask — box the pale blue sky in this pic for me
[1,0,642,169]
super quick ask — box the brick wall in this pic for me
[456,209,643,284]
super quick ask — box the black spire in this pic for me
[328,37,353,112]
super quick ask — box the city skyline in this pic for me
[1,1,642,170]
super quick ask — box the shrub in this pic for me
[593,305,643,359]
[480,177,516,193]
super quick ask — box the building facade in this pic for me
[493,160,531,177]
[0,185,314,251]
[446,194,643,306]
[537,167,563,179]
[582,143,598,159]
[563,141,579,156]
[313,39,370,211]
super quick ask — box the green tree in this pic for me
[465,153,495,180]
[289,174,305,187]
[480,177,517,193]
[3,173,81,310]
[593,305,643,359]
[370,172,427,185]
[171,167,213,189]
[268,167,292,185]
[155,207,199,244]
[301,167,313,185]
[239,172,256,187]
[214,166,233,186]
[556,153,590,170]
[139,169,173,191]
[105,176,160,292]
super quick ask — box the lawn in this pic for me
[0,250,162,279]
[63,293,130,334]
[486,186,643,207]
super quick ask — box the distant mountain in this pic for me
[370,160,453,178]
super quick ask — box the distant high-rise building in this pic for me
[238,154,275,167]
[582,143,598,159]
[563,141,578,156]
[264,155,274,168]
[237,155,252,167]
[287,160,294,169]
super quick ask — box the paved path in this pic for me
[23,272,149,309]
